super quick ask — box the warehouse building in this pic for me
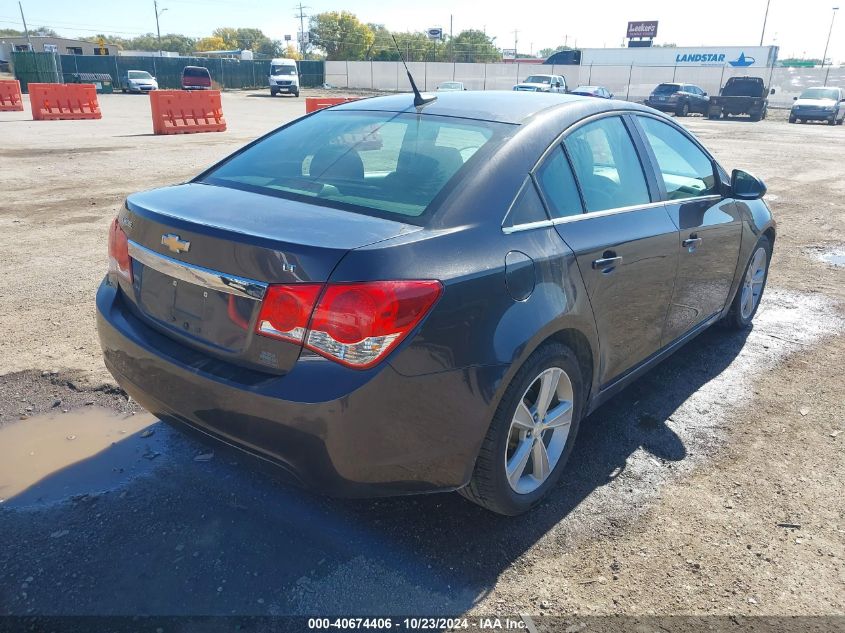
[0,36,120,61]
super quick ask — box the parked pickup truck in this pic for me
[707,76,774,121]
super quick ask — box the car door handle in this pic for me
[683,237,703,248]
[592,256,623,270]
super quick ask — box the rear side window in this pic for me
[535,146,583,219]
[563,117,651,212]
[638,117,717,200]
[503,179,548,228]
[202,111,507,220]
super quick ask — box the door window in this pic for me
[563,117,651,212]
[638,117,718,200]
[535,146,584,219]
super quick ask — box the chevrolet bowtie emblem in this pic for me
[161,233,191,254]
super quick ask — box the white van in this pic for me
[269,58,300,97]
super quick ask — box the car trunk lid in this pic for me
[118,182,419,373]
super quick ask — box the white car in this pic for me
[121,70,158,93]
[789,86,845,125]
[513,74,567,93]
[437,81,466,91]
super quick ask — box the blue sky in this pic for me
[2,0,842,61]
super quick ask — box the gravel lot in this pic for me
[0,91,843,618]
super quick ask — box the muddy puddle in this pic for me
[0,407,167,509]
[819,250,845,267]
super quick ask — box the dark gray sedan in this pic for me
[97,91,775,515]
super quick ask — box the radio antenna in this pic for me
[391,34,436,107]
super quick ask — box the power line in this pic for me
[294,3,308,57]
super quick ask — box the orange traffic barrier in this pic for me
[305,96,361,113]
[29,83,101,120]
[150,90,226,135]
[0,79,23,112]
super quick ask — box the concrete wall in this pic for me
[325,60,843,108]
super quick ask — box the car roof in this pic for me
[333,90,636,125]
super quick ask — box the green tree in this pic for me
[309,11,374,61]
[451,30,501,63]
[1,26,59,37]
[538,45,572,59]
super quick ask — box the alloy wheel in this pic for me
[505,367,574,495]
[740,246,767,319]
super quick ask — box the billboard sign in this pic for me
[502,48,516,60]
[627,21,658,39]
[426,28,443,41]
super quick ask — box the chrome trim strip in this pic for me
[502,194,724,234]
[128,240,267,300]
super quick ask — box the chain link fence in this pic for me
[11,52,326,92]
[325,60,845,109]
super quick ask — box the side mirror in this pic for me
[770,88,775,95]
[793,96,798,101]
[703,91,708,96]
[731,169,767,201]
[609,93,614,99]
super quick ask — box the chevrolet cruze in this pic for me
[97,91,775,515]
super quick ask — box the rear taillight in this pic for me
[108,217,132,283]
[255,280,442,369]
[256,284,322,344]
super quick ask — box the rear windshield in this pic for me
[183,67,210,78]
[271,64,296,75]
[799,88,839,100]
[653,83,680,95]
[201,110,510,221]
[722,78,764,97]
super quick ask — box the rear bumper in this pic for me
[644,100,677,112]
[96,279,500,497]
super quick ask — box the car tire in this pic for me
[828,117,836,126]
[459,342,584,516]
[708,111,720,120]
[723,235,772,330]
[270,89,279,97]
[788,116,796,123]
[293,90,300,98]
[676,102,690,117]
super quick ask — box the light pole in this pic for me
[821,6,838,68]
[759,0,771,45]
[154,0,168,57]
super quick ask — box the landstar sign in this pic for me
[627,21,658,39]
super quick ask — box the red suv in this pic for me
[181,66,212,90]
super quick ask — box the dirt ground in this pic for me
[0,91,843,619]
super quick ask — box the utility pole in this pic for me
[18,2,32,51]
[294,3,309,58]
[153,0,167,57]
[449,14,453,62]
[821,6,839,68]
[759,0,771,45]
[512,29,518,56]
